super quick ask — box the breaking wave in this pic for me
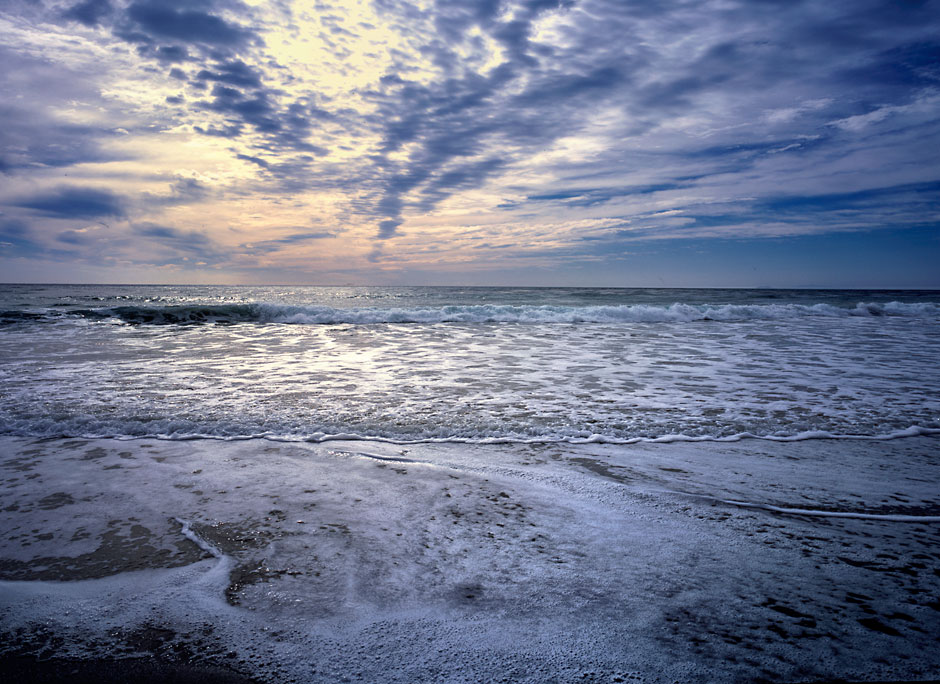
[1,412,937,445]
[4,300,939,326]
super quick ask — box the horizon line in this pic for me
[2,282,940,292]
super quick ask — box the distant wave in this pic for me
[3,300,938,326]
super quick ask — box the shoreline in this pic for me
[8,423,940,454]
[2,435,939,682]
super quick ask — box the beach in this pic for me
[4,0,940,675]
[2,434,939,682]
[1,284,938,681]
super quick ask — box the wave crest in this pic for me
[5,300,937,326]
[0,417,936,445]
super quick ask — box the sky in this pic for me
[0,0,938,287]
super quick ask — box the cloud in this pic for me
[236,153,269,169]
[0,219,42,257]
[142,177,209,206]
[202,84,279,132]
[240,231,336,254]
[62,0,113,27]
[135,223,206,240]
[132,223,225,264]
[3,0,939,283]
[55,229,95,245]
[195,60,262,88]
[0,105,121,172]
[525,183,686,209]
[14,187,124,219]
[59,0,332,179]
[335,0,940,249]
[153,45,190,63]
[123,1,255,49]
[0,44,132,173]
[362,1,626,239]
[755,180,940,227]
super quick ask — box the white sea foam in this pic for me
[4,299,938,326]
[60,300,940,325]
[1,416,936,445]
[246,301,940,325]
[2,435,939,682]
[717,499,940,522]
[175,518,224,558]
[2,289,938,444]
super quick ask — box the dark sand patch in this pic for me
[0,519,208,581]
[568,456,633,483]
[187,518,303,605]
[0,657,262,683]
[35,492,75,510]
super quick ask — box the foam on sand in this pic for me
[715,499,940,522]
[1,436,939,682]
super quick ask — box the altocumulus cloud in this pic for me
[121,0,257,51]
[0,0,937,283]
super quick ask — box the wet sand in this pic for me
[1,436,939,682]
[0,656,261,683]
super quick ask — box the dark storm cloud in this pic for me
[364,0,612,239]
[355,0,940,242]
[194,122,244,138]
[7,0,938,274]
[203,84,278,132]
[62,0,113,27]
[153,45,190,63]
[70,0,333,171]
[15,187,124,219]
[195,60,263,88]
[376,2,940,243]
[123,0,254,48]
[236,153,270,168]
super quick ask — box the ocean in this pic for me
[1,284,938,443]
[2,285,939,682]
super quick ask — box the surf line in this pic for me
[716,499,940,522]
[175,517,225,558]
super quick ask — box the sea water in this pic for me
[0,284,937,443]
[2,285,940,682]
